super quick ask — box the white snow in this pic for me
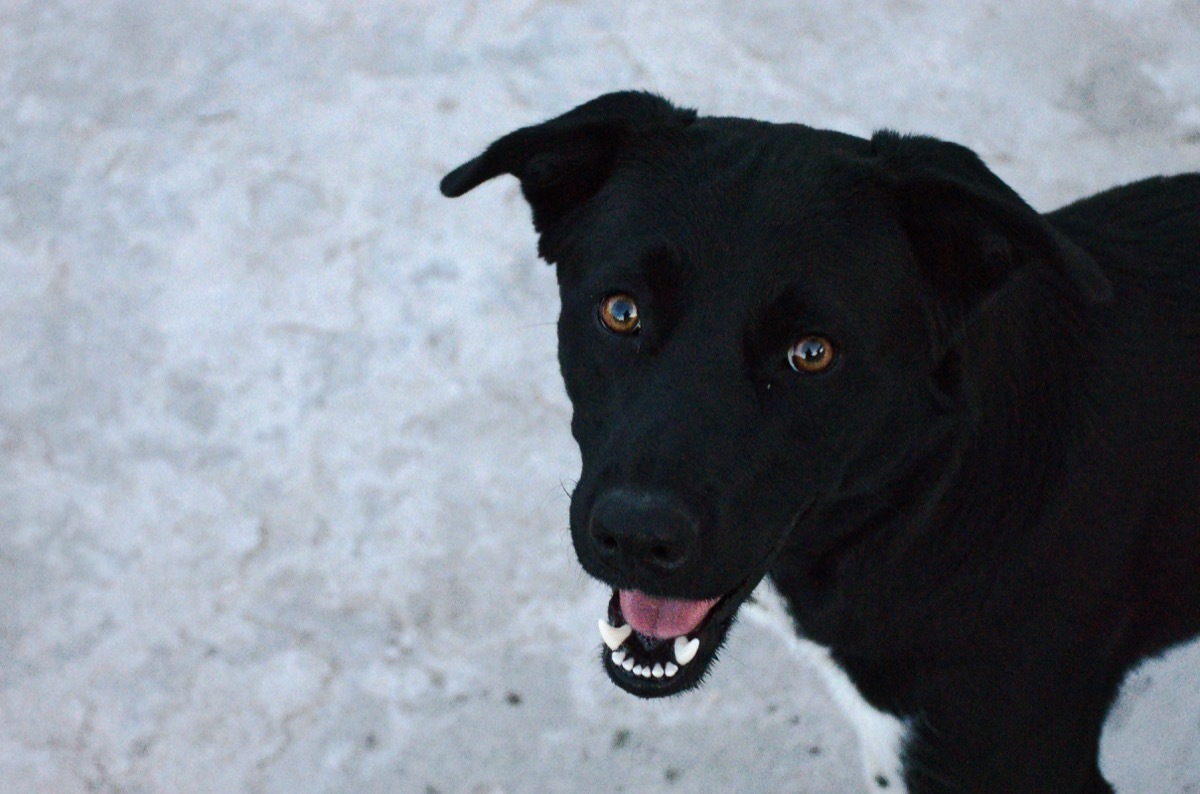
[1,1,1198,792]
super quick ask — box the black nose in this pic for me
[589,489,699,576]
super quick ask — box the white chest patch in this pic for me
[744,582,910,794]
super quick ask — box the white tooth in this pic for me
[665,662,679,677]
[611,649,626,666]
[642,667,654,678]
[622,657,635,671]
[598,620,633,651]
[632,665,644,676]
[652,663,664,678]
[674,637,700,666]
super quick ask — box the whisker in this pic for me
[560,477,578,500]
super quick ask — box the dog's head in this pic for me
[441,92,1109,697]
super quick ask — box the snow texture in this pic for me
[2,1,1198,792]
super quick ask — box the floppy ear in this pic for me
[870,131,1112,313]
[440,91,697,239]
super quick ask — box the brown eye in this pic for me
[599,293,641,334]
[788,335,835,373]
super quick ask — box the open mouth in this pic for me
[596,577,761,698]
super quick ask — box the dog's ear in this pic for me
[440,91,697,239]
[870,131,1112,313]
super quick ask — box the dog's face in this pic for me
[441,92,1108,697]
[548,123,947,696]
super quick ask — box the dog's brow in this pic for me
[642,244,683,301]
[751,286,812,338]
[598,242,686,330]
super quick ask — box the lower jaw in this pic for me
[599,576,762,698]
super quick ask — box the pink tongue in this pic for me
[619,589,719,639]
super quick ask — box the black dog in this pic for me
[441,92,1200,793]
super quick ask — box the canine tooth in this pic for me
[652,663,664,678]
[674,637,700,666]
[665,662,679,677]
[622,657,634,671]
[611,649,626,666]
[599,620,633,651]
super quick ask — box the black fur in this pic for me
[442,92,1200,793]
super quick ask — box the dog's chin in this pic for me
[597,575,764,699]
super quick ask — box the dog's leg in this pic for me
[798,640,908,793]
[744,583,909,793]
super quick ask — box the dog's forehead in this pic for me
[577,121,911,302]
[631,119,868,223]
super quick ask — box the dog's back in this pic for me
[1049,174,1200,666]
[1051,174,1200,263]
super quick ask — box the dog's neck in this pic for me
[771,268,1097,656]
[953,267,1095,525]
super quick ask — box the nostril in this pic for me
[650,545,674,563]
[590,520,621,557]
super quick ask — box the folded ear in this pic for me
[870,131,1112,313]
[440,91,697,237]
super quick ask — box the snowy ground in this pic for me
[2,1,1199,792]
